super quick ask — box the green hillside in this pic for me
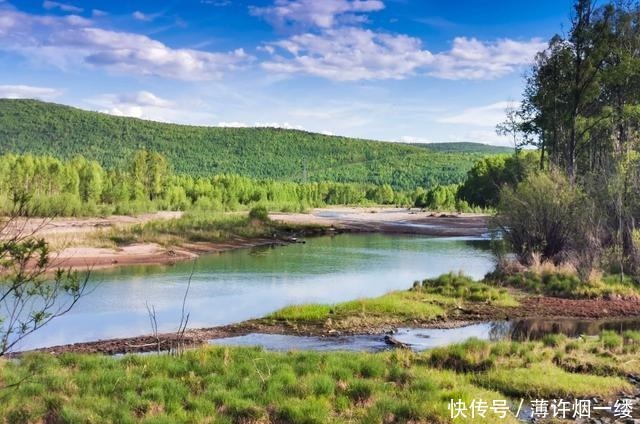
[411,142,512,154]
[0,99,507,190]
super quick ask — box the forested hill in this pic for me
[0,99,510,190]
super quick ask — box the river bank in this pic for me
[7,207,489,271]
[21,276,640,356]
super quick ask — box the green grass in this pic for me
[3,331,638,423]
[493,269,640,299]
[267,273,519,329]
[0,347,518,424]
[473,363,630,398]
[103,209,322,248]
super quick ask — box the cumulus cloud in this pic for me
[429,37,546,80]
[42,1,83,14]
[0,8,252,81]
[262,27,433,81]
[115,91,173,108]
[262,28,544,81]
[90,91,215,125]
[0,84,62,99]
[250,0,384,29]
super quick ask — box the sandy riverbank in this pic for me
[5,208,490,271]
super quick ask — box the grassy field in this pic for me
[1,330,637,423]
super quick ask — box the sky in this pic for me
[0,0,574,145]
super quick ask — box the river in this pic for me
[15,233,495,351]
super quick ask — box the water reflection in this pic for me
[210,318,640,353]
[13,234,495,351]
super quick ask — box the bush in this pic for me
[493,171,586,265]
[248,205,269,221]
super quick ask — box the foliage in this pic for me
[490,268,640,299]
[248,205,269,221]
[0,152,417,216]
[0,99,509,191]
[457,152,539,208]
[493,172,587,265]
[0,197,88,355]
[508,0,640,276]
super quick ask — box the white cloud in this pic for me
[132,11,152,21]
[217,121,249,128]
[398,135,432,143]
[250,0,384,29]
[90,91,214,125]
[430,37,546,80]
[201,0,231,6]
[0,84,62,99]
[91,9,107,17]
[262,27,433,81]
[115,91,173,108]
[437,101,515,126]
[262,27,544,81]
[217,121,305,130]
[42,1,83,13]
[0,8,252,81]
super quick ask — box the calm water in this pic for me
[211,318,640,353]
[15,233,495,351]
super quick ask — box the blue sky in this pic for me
[0,0,573,145]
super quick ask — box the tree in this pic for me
[0,195,88,355]
[496,103,525,154]
[458,152,538,208]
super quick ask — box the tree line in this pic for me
[0,151,478,216]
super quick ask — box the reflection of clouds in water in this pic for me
[18,234,496,350]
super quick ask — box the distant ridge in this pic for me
[0,99,511,189]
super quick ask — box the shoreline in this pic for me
[18,292,640,356]
[37,207,490,272]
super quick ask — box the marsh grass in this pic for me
[0,347,518,424]
[268,273,519,327]
[473,363,630,398]
[492,266,640,299]
[2,331,637,423]
[104,210,323,248]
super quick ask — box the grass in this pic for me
[2,330,638,423]
[0,347,518,424]
[103,209,323,248]
[266,273,519,330]
[491,266,640,299]
[474,363,629,398]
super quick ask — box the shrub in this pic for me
[493,171,586,265]
[248,205,269,221]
